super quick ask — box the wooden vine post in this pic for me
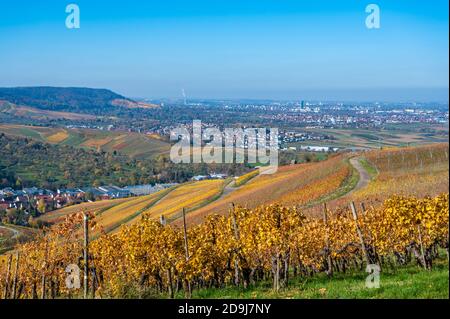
[41,237,49,299]
[360,202,366,214]
[91,266,97,299]
[322,203,333,276]
[160,214,174,299]
[350,202,370,265]
[83,213,89,299]
[3,254,12,299]
[230,203,241,287]
[40,274,46,299]
[417,224,428,270]
[11,252,20,299]
[160,214,167,227]
[166,268,174,299]
[182,208,192,298]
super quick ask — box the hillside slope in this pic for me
[0,100,96,120]
[0,87,129,113]
[179,155,355,225]
[0,87,157,114]
[37,188,175,237]
[305,143,449,216]
[0,124,170,160]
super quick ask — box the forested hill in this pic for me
[0,87,132,114]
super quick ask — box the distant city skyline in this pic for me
[0,0,448,101]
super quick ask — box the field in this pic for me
[0,124,170,160]
[0,227,15,251]
[289,124,449,150]
[93,189,175,236]
[359,143,449,198]
[2,190,446,299]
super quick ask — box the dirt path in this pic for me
[215,179,237,202]
[303,156,372,213]
[0,225,20,239]
[349,157,371,194]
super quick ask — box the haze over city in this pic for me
[0,0,448,101]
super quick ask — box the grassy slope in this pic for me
[302,159,359,209]
[186,259,449,299]
[352,144,449,203]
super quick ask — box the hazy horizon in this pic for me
[2,85,448,103]
[1,0,448,102]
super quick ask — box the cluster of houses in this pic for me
[285,145,339,153]
[1,187,58,212]
[124,183,177,196]
[191,173,228,181]
[0,183,177,213]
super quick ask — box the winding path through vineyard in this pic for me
[216,179,237,201]
[349,157,371,193]
[0,225,20,239]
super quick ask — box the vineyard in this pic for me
[306,143,449,216]
[90,189,174,236]
[234,170,259,187]
[36,179,226,234]
[0,144,448,299]
[140,180,227,223]
[37,188,178,237]
[37,198,131,225]
[0,191,447,299]
[183,155,354,225]
[349,144,447,207]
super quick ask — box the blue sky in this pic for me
[0,0,448,101]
